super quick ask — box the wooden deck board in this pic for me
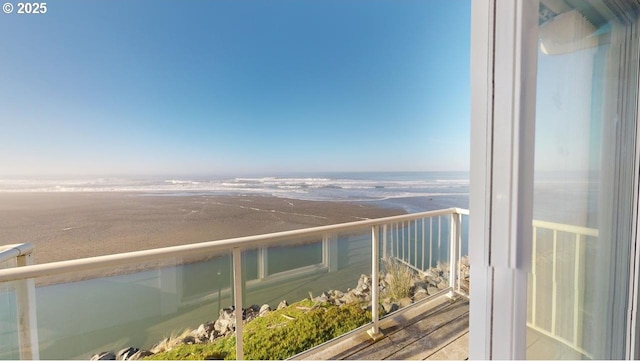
[387,312,468,360]
[296,295,469,360]
[426,333,469,360]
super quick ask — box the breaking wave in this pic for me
[0,173,469,202]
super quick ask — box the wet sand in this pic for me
[0,193,404,264]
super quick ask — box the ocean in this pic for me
[0,171,470,213]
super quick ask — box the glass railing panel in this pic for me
[458,213,469,295]
[240,227,372,359]
[266,240,323,276]
[384,216,451,273]
[0,258,17,269]
[243,248,259,282]
[0,281,19,360]
[379,214,453,317]
[31,252,232,360]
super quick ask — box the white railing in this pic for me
[384,209,469,297]
[0,244,38,361]
[0,208,469,360]
[528,219,599,359]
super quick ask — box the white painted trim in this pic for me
[469,0,538,358]
[469,0,494,357]
[627,14,640,360]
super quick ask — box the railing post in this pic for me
[421,219,426,271]
[232,248,244,360]
[457,214,462,294]
[257,246,267,280]
[323,233,338,273]
[382,225,387,260]
[429,218,433,269]
[414,220,418,268]
[551,230,558,335]
[531,225,537,327]
[16,252,39,360]
[367,225,383,340]
[449,212,459,298]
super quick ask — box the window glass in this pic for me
[528,1,640,359]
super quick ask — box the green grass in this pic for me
[146,299,371,360]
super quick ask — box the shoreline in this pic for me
[0,192,405,266]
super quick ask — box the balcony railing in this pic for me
[0,208,596,360]
[0,208,469,360]
[0,244,38,361]
[528,220,599,359]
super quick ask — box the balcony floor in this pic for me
[294,295,469,360]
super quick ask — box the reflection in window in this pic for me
[528,1,639,359]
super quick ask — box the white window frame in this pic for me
[469,0,539,358]
[471,1,640,359]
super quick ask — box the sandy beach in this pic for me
[0,192,404,264]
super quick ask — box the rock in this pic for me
[196,321,215,342]
[214,317,234,335]
[259,304,271,317]
[313,292,329,303]
[214,308,236,335]
[437,280,448,290]
[424,269,438,279]
[342,291,362,304]
[182,335,196,345]
[218,307,235,321]
[209,330,221,342]
[414,285,427,294]
[427,286,439,295]
[413,285,429,301]
[277,300,288,310]
[413,281,429,291]
[117,347,139,360]
[382,302,399,314]
[363,293,372,303]
[91,351,116,361]
[128,350,153,360]
[244,305,261,322]
[414,292,428,302]
[413,289,429,302]
[398,297,413,308]
[356,275,371,292]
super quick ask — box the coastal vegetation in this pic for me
[382,257,415,300]
[145,299,370,360]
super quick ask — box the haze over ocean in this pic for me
[0,171,469,213]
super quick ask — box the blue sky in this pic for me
[0,0,470,176]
